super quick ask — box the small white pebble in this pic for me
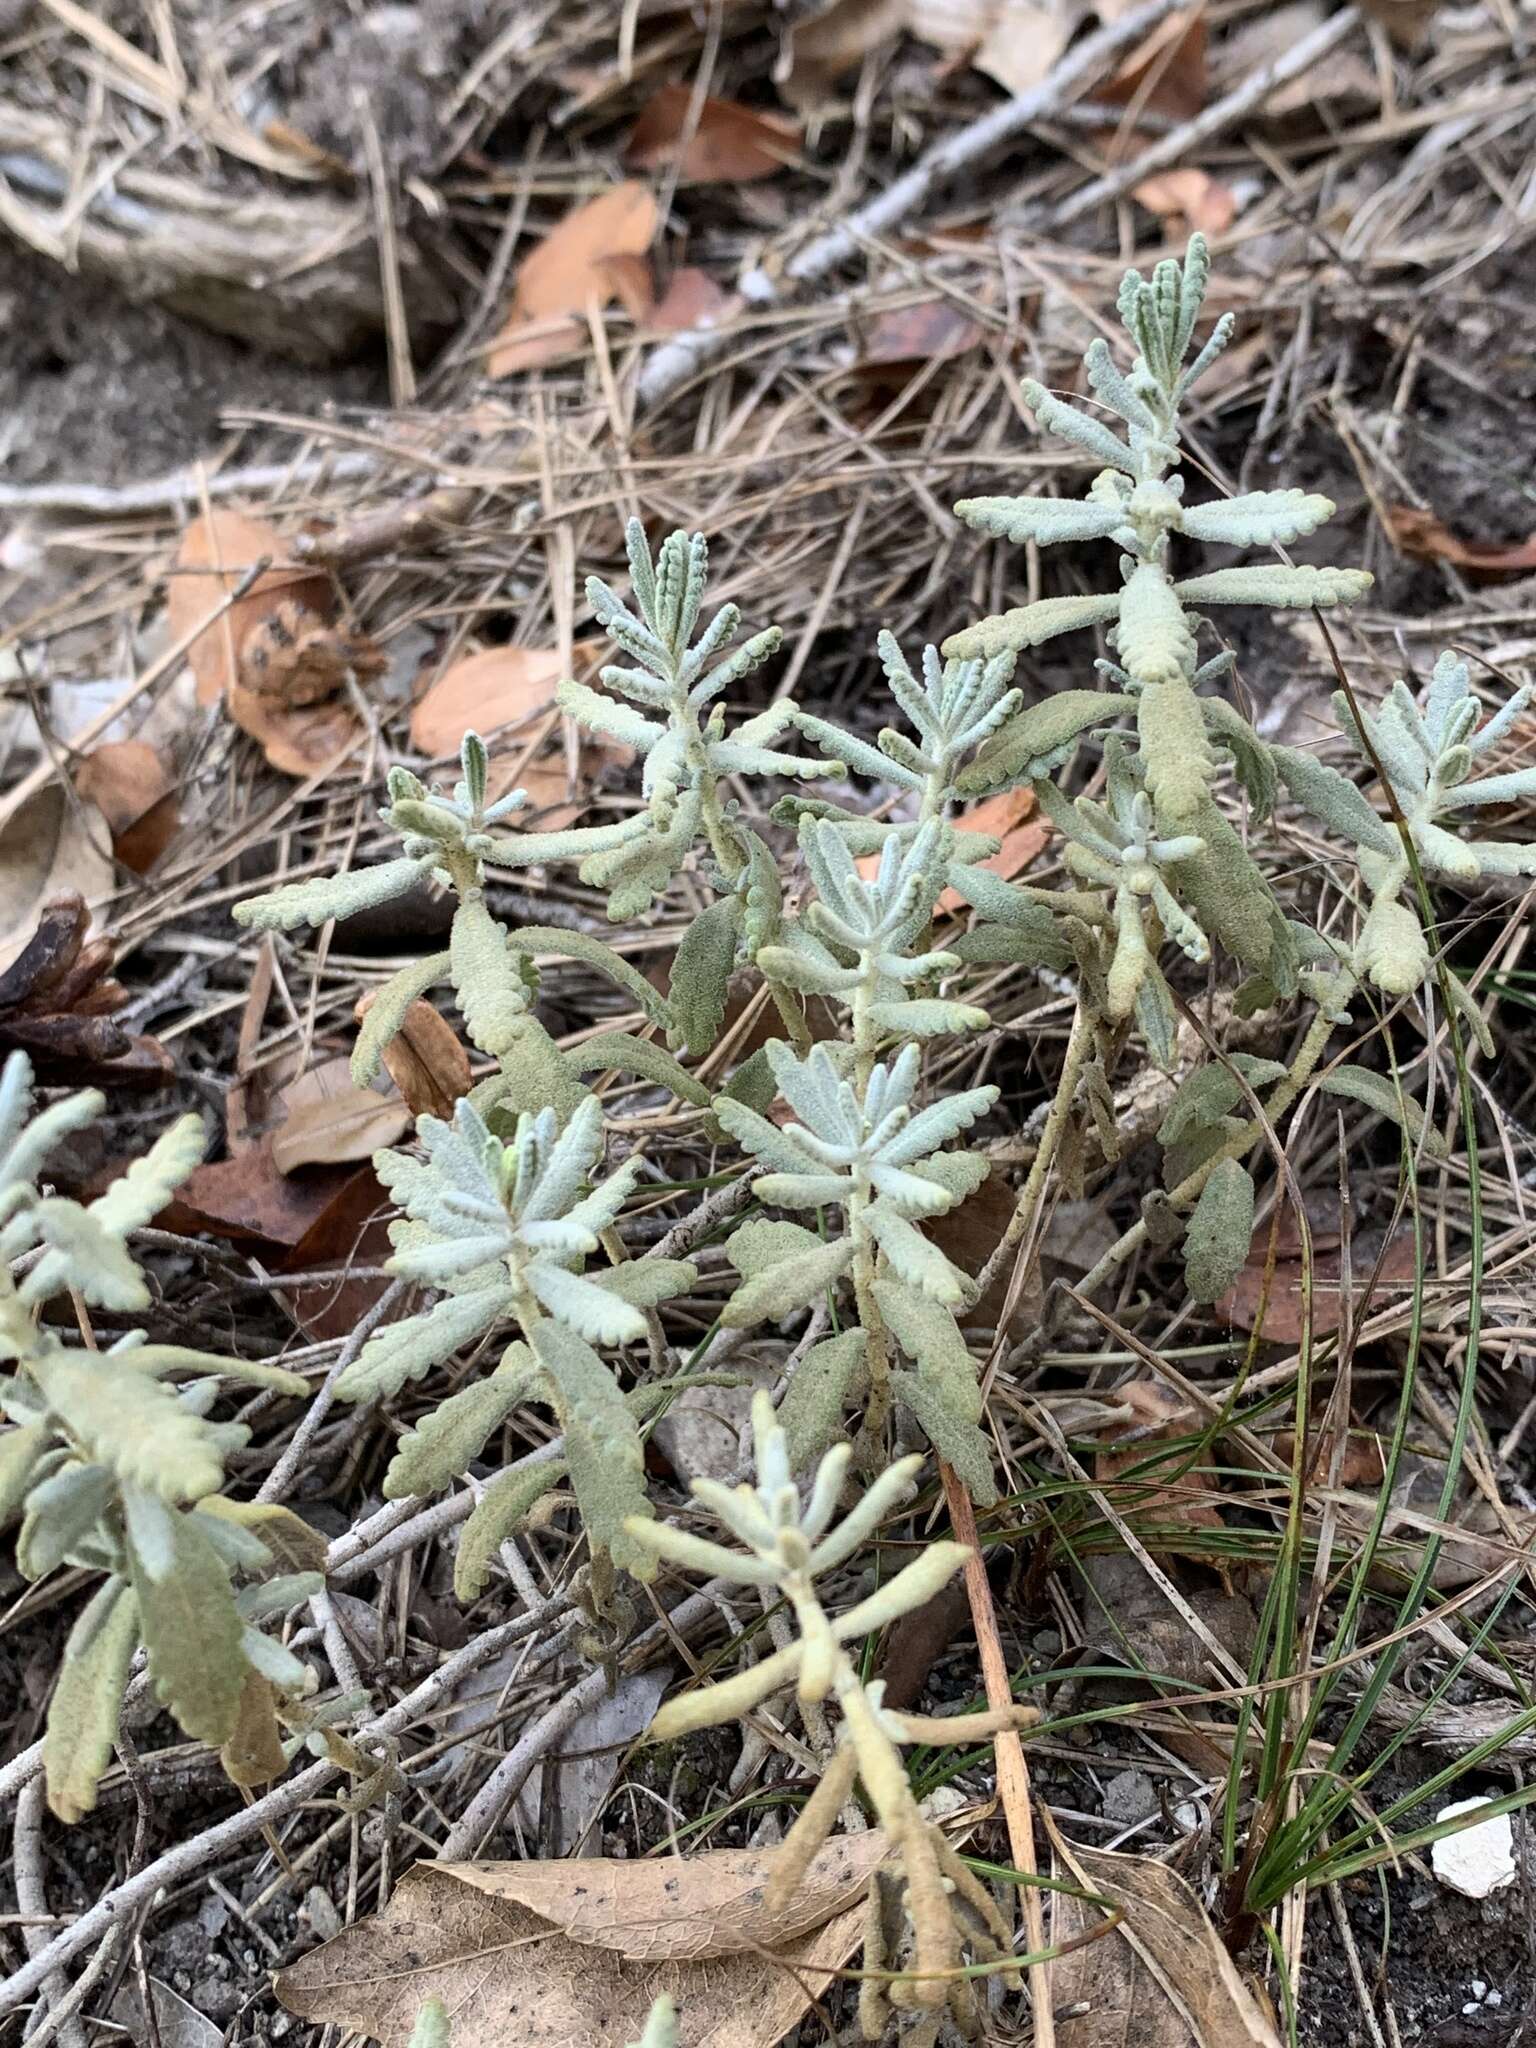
[1173,1801,1200,1832]
[1471,1981,1488,2001]
[1432,1798,1516,1900]
[1488,1990,1504,2007]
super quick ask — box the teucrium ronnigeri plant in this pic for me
[336,1092,695,1580]
[944,231,1370,997]
[0,1052,321,1822]
[627,1394,1031,2039]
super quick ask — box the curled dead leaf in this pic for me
[0,786,114,979]
[490,181,658,376]
[166,510,332,707]
[238,597,386,706]
[276,1836,888,2048]
[357,993,471,1120]
[625,86,800,183]
[0,890,170,1087]
[226,684,364,781]
[74,741,179,874]
[1384,503,1536,578]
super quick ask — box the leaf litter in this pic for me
[276,1835,890,2046]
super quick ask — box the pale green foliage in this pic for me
[940,234,1370,1003]
[759,819,988,1041]
[1182,1157,1255,1303]
[0,1052,316,1822]
[627,1394,1025,2036]
[404,1990,676,2048]
[407,1999,451,2048]
[497,518,824,929]
[716,1041,997,1474]
[341,1094,693,1576]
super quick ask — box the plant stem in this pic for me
[971,1003,1094,1307]
[938,1462,1055,2048]
[850,1205,891,1451]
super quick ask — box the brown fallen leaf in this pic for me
[936,786,1051,912]
[625,86,800,183]
[924,1170,1041,1336]
[1047,1826,1283,2047]
[490,181,658,376]
[166,510,332,708]
[238,596,387,707]
[278,1164,399,1345]
[1134,166,1237,235]
[226,684,365,781]
[860,295,984,368]
[0,891,172,1087]
[1384,503,1536,578]
[74,740,180,874]
[272,1056,411,1175]
[410,647,567,758]
[651,266,737,332]
[160,1137,362,1249]
[778,0,907,107]
[1092,5,1206,121]
[276,1835,888,2048]
[1093,1379,1226,1543]
[0,785,114,979]
[357,993,471,1120]
[1216,1223,1420,1342]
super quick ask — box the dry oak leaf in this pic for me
[490,180,658,376]
[1384,503,1536,578]
[410,647,567,758]
[276,1835,889,2048]
[1047,1827,1282,2048]
[625,85,801,183]
[166,510,332,708]
[356,993,471,1120]
[74,741,179,874]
